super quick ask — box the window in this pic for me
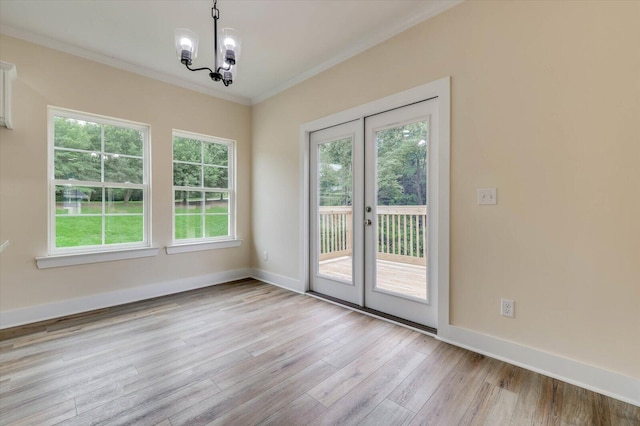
[172,130,235,243]
[48,107,150,254]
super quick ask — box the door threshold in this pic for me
[307,291,437,336]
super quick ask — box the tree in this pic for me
[172,137,229,204]
[53,117,144,204]
[376,121,428,205]
[318,138,352,206]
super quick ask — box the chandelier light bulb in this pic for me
[180,38,192,50]
[174,28,199,65]
[220,28,240,66]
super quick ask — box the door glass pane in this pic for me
[375,121,428,300]
[317,137,353,283]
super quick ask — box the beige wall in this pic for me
[0,36,252,311]
[1,0,638,384]
[252,0,640,379]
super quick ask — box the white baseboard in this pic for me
[250,268,304,294]
[438,325,640,407]
[0,268,252,329]
[246,270,639,406]
[2,267,637,406]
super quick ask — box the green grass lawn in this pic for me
[55,201,229,247]
[174,214,228,240]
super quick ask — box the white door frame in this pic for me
[299,77,450,332]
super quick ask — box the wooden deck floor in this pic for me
[0,280,638,425]
[320,256,427,299]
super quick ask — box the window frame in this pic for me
[47,106,151,256]
[171,129,237,246]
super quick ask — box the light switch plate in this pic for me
[478,188,497,205]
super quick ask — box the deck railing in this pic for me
[318,205,427,266]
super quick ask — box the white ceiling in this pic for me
[0,0,460,105]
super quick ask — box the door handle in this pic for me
[364,219,372,226]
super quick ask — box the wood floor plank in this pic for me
[308,347,427,425]
[241,304,351,357]
[308,327,418,407]
[509,368,545,425]
[405,333,441,356]
[408,354,498,426]
[459,381,519,425]
[387,340,465,412]
[0,377,10,393]
[59,376,219,426]
[169,337,342,425]
[0,366,139,419]
[4,398,76,426]
[207,360,337,426]
[559,382,611,426]
[260,394,327,426]
[0,280,637,426]
[211,319,346,390]
[102,378,220,426]
[358,398,415,426]
[535,376,564,425]
[240,307,352,358]
[484,361,527,394]
[74,349,251,414]
[321,320,395,368]
[608,396,640,425]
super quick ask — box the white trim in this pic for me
[0,61,17,129]
[250,268,304,294]
[2,263,636,405]
[171,129,237,244]
[47,106,152,256]
[0,1,463,108]
[0,25,251,106]
[166,239,242,254]
[299,77,451,330]
[250,1,463,105]
[36,247,161,269]
[438,326,640,407]
[0,268,252,329]
[243,271,640,405]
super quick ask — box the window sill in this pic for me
[36,247,161,269]
[166,239,242,255]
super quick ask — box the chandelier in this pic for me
[175,0,241,86]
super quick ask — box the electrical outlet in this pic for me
[478,188,497,205]
[263,251,268,261]
[501,298,515,318]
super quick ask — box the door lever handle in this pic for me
[364,219,372,226]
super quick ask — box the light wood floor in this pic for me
[0,280,637,425]
[320,257,427,300]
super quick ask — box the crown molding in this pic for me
[250,0,463,105]
[1,0,462,107]
[0,25,252,106]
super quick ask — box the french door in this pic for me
[309,120,363,305]
[310,99,438,329]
